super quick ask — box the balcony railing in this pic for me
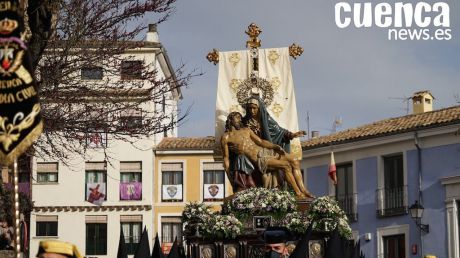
[376,185,408,217]
[332,193,358,222]
[125,236,140,255]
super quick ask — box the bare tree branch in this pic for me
[23,0,201,165]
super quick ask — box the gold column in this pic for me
[13,160,20,258]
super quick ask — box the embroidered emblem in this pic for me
[270,77,281,92]
[0,104,40,151]
[268,50,280,65]
[270,102,283,118]
[229,79,241,92]
[229,53,240,67]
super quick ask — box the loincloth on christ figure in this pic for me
[257,148,277,174]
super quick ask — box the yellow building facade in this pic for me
[153,136,233,250]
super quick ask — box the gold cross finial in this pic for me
[206,23,303,64]
[245,23,262,49]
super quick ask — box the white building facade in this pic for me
[29,25,180,257]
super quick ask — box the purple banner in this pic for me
[120,182,142,200]
[4,182,30,197]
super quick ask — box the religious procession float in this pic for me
[181,24,365,258]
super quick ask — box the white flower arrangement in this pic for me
[226,188,297,219]
[308,196,353,239]
[182,202,214,234]
[280,211,310,234]
[205,214,243,239]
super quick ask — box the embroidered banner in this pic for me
[0,0,42,165]
[203,183,224,199]
[119,182,142,200]
[215,48,302,159]
[162,184,182,200]
[86,183,106,206]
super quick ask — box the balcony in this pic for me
[376,185,408,217]
[332,193,358,222]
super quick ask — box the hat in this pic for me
[36,240,83,258]
[263,227,292,244]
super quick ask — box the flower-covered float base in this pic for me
[183,188,353,258]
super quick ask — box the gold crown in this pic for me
[0,18,18,35]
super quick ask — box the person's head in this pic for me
[225,112,243,131]
[263,227,291,258]
[245,98,259,118]
[36,240,83,258]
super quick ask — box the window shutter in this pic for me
[120,162,142,172]
[120,215,143,223]
[85,162,106,171]
[85,215,107,223]
[37,163,58,173]
[36,215,58,222]
[161,163,183,171]
[203,162,224,171]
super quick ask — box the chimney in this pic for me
[412,90,434,114]
[311,131,320,139]
[146,24,159,43]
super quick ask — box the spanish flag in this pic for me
[328,151,337,185]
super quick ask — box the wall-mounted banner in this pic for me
[86,183,106,206]
[0,0,42,165]
[204,183,224,199]
[120,182,142,200]
[162,184,183,200]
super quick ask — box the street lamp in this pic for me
[409,200,429,233]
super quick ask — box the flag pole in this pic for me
[13,158,21,258]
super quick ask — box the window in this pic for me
[335,163,357,221]
[86,216,107,255]
[203,162,225,202]
[121,60,143,80]
[85,162,107,204]
[162,95,166,113]
[36,216,58,237]
[161,163,183,202]
[120,162,142,200]
[458,201,460,248]
[121,215,142,255]
[81,66,103,80]
[120,108,142,130]
[37,162,58,183]
[378,154,407,217]
[161,217,182,244]
[86,131,107,148]
[377,225,408,258]
[383,234,405,258]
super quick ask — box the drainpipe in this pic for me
[414,131,423,257]
[414,132,422,203]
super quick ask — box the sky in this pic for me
[148,0,460,138]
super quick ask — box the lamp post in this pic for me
[409,200,429,233]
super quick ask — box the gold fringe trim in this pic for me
[0,120,43,166]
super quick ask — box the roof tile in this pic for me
[302,105,460,149]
